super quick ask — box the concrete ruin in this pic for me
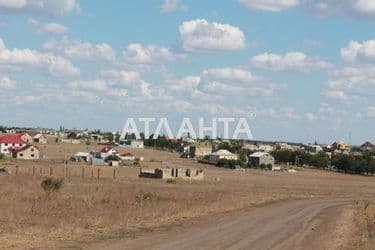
[139,167,204,180]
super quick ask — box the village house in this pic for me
[248,152,275,168]
[121,152,136,161]
[119,139,144,148]
[360,141,374,152]
[275,143,293,151]
[21,133,33,143]
[33,134,47,144]
[189,141,213,158]
[100,146,119,159]
[330,141,350,154]
[10,145,40,160]
[258,144,274,153]
[243,143,259,151]
[305,144,323,154]
[0,135,27,156]
[208,149,238,163]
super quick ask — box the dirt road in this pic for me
[86,198,353,250]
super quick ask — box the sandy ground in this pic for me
[85,198,355,250]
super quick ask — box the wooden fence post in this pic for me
[32,166,35,177]
[49,167,53,176]
[97,168,100,180]
[65,166,68,179]
[91,167,94,179]
[81,167,85,179]
[113,167,116,179]
[15,165,19,176]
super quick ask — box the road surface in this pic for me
[86,198,352,250]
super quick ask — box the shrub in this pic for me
[105,155,121,163]
[135,192,158,203]
[41,177,64,192]
[0,153,4,160]
[166,179,177,184]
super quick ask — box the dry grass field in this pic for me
[1,142,375,249]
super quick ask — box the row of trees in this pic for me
[271,149,375,175]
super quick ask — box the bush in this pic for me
[166,179,177,184]
[104,155,121,163]
[41,177,64,192]
[0,153,4,160]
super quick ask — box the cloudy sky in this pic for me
[0,0,374,144]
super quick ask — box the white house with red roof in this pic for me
[0,134,27,156]
[100,146,119,159]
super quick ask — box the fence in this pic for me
[5,165,126,181]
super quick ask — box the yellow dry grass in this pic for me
[1,143,375,249]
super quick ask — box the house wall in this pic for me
[0,142,27,156]
[15,146,40,160]
[20,134,33,143]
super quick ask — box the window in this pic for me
[5,143,8,146]
[31,154,35,157]
[20,153,23,157]
[31,148,34,152]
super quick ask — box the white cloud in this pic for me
[0,75,16,89]
[201,67,258,82]
[323,66,375,102]
[160,0,188,13]
[0,0,80,17]
[123,43,186,64]
[179,19,246,52]
[239,0,375,19]
[324,90,348,100]
[239,0,300,11]
[28,18,68,35]
[305,0,375,19]
[341,40,375,63]
[305,112,317,121]
[100,70,141,84]
[43,37,115,62]
[368,106,375,118]
[167,67,278,98]
[0,38,79,77]
[251,52,332,72]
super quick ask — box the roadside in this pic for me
[84,198,356,250]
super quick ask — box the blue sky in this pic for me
[0,0,374,145]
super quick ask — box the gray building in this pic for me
[248,152,275,167]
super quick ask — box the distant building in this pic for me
[258,144,274,153]
[19,133,33,143]
[119,139,144,148]
[140,167,204,180]
[330,141,350,154]
[189,141,212,158]
[0,135,27,156]
[33,134,47,144]
[305,144,323,154]
[360,141,374,152]
[243,143,259,151]
[10,145,40,160]
[248,152,275,168]
[208,149,238,163]
[121,152,136,161]
[100,146,119,159]
[275,143,293,151]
